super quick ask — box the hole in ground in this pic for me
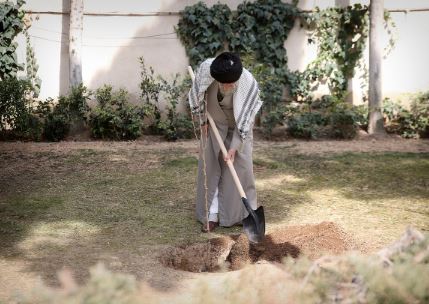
[160,222,353,272]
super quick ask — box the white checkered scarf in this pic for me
[188,58,263,140]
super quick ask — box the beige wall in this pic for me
[14,0,429,106]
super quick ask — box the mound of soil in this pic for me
[161,222,353,272]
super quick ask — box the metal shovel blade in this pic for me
[241,198,265,243]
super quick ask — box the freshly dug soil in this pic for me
[161,222,352,272]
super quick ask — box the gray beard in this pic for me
[218,85,235,96]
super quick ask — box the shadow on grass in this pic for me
[0,146,428,290]
[0,148,204,289]
[254,151,429,202]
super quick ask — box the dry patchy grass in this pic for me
[0,140,428,299]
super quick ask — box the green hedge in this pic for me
[89,85,143,140]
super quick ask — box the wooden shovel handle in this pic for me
[188,66,247,199]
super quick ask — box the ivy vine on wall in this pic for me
[0,0,26,80]
[231,0,299,69]
[175,0,300,116]
[176,1,395,104]
[176,1,397,136]
[176,2,233,67]
[290,4,370,102]
[24,16,42,98]
[176,0,300,70]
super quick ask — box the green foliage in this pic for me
[89,85,143,140]
[139,58,194,140]
[24,27,41,97]
[261,107,286,137]
[242,53,284,114]
[282,96,366,140]
[176,0,299,69]
[0,77,42,140]
[261,103,300,137]
[328,103,361,139]
[287,111,327,139]
[383,97,403,122]
[176,2,232,67]
[0,77,31,131]
[0,0,26,79]
[353,103,369,130]
[297,4,369,100]
[383,94,429,139]
[411,93,429,137]
[158,75,194,140]
[139,57,163,133]
[0,79,91,141]
[383,10,398,59]
[42,85,91,141]
[43,110,70,142]
[176,2,377,138]
[63,84,91,121]
[232,0,298,69]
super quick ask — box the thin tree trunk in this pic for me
[368,0,386,135]
[69,0,83,87]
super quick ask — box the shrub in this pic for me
[262,108,286,137]
[41,85,91,141]
[328,103,361,139]
[281,96,366,140]
[89,85,143,140]
[409,92,429,138]
[261,103,301,137]
[159,75,194,140]
[383,93,429,138]
[0,79,92,141]
[43,111,70,142]
[0,77,43,140]
[139,57,163,133]
[64,84,91,121]
[383,97,403,122]
[139,58,194,140]
[353,104,369,130]
[310,94,336,110]
[242,54,284,113]
[287,112,326,139]
[0,78,30,131]
[242,53,286,135]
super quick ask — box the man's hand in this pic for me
[224,149,236,163]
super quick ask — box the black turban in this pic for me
[210,52,243,83]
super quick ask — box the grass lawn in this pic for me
[0,139,428,294]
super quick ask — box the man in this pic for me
[188,52,263,232]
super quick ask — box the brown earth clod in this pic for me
[161,222,354,272]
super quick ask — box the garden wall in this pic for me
[13,0,429,105]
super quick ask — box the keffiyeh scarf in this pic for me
[188,58,263,140]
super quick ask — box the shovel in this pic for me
[188,66,265,243]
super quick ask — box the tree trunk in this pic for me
[368,0,386,135]
[69,0,83,88]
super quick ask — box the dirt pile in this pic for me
[161,222,353,272]
[161,237,235,272]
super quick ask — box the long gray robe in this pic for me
[195,82,257,227]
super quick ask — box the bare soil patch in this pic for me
[161,222,352,272]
